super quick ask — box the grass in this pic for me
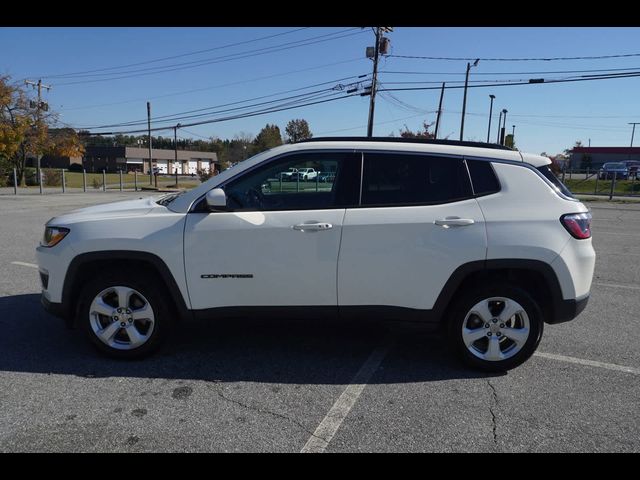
[24,171,202,191]
[565,178,640,196]
[264,179,334,193]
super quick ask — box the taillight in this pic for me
[561,212,592,239]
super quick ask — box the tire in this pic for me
[77,269,173,359]
[447,283,544,372]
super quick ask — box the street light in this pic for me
[460,58,479,141]
[496,110,503,143]
[487,94,496,143]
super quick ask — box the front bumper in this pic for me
[41,294,73,327]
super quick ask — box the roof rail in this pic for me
[296,136,514,151]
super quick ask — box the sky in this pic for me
[2,26,640,156]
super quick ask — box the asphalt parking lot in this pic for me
[0,192,638,452]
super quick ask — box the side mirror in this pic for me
[205,188,227,210]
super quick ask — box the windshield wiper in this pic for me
[156,192,182,206]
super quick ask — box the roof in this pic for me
[298,136,514,151]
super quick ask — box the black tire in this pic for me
[447,283,544,372]
[77,269,173,359]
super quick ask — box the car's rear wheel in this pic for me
[448,284,544,372]
[78,270,171,358]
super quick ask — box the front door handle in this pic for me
[292,222,333,231]
[434,217,475,227]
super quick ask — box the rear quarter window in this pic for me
[466,159,500,196]
[536,164,575,199]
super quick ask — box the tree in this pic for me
[253,124,283,154]
[563,140,582,157]
[1,75,84,186]
[398,120,435,139]
[285,118,312,143]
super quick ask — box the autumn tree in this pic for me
[398,120,436,139]
[1,75,83,186]
[284,118,312,143]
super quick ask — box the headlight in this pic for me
[41,227,70,248]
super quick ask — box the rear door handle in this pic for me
[434,217,475,227]
[292,222,333,231]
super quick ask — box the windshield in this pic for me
[604,163,626,169]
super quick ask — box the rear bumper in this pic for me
[549,294,590,324]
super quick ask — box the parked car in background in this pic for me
[279,167,298,181]
[622,161,640,180]
[292,168,317,181]
[598,162,629,180]
[318,171,336,183]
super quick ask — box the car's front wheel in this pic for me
[78,270,171,358]
[448,284,544,372]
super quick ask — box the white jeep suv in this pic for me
[36,138,595,371]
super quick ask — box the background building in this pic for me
[29,146,219,174]
[82,146,218,174]
[569,147,640,170]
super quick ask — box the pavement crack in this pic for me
[486,379,499,447]
[213,386,324,442]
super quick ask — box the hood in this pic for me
[47,195,165,226]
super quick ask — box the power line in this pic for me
[179,128,211,140]
[316,112,427,135]
[54,29,367,86]
[81,93,360,136]
[55,28,359,80]
[378,70,640,92]
[58,57,367,112]
[36,27,311,79]
[388,53,640,62]
[77,74,370,130]
[380,66,640,76]
[80,90,345,131]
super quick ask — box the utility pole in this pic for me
[366,28,381,138]
[147,102,153,185]
[174,123,181,187]
[25,79,51,191]
[434,83,445,140]
[629,123,640,147]
[487,94,495,143]
[460,59,479,141]
[366,27,392,137]
[512,124,516,138]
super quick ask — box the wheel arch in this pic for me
[433,259,563,327]
[62,251,192,328]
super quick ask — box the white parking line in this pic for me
[535,352,640,375]
[595,231,640,237]
[11,261,38,269]
[593,282,640,291]
[300,344,391,453]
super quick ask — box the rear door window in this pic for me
[361,153,473,206]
